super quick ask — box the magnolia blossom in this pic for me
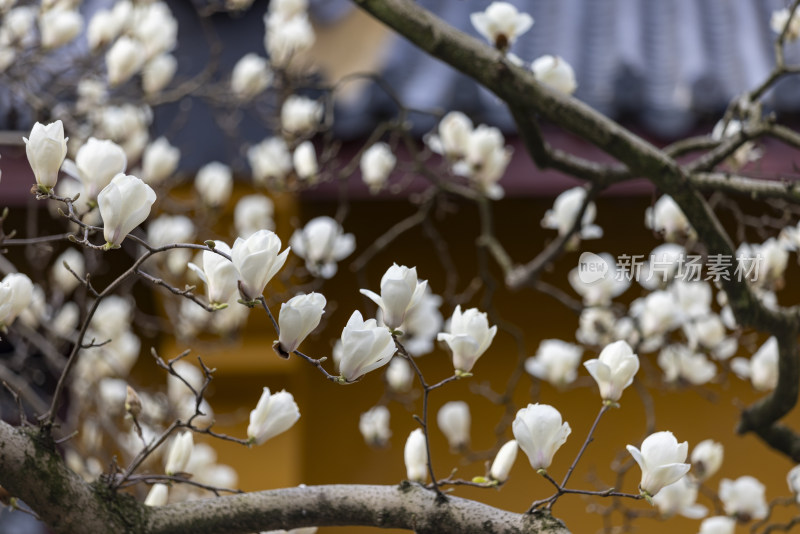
[512,403,570,471]
[4,7,37,46]
[541,187,602,241]
[142,137,180,185]
[470,1,533,51]
[626,431,690,497]
[638,243,685,290]
[633,290,681,339]
[426,111,473,160]
[51,247,84,294]
[264,12,315,67]
[24,120,68,190]
[130,2,178,59]
[293,141,318,181]
[165,432,194,476]
[404,428,428,483]
[195,162,232,207]
[437,401,471,450]
[231,53,272,100]
[147,214,195,275]
[731,336,779,391]
[360,264,428,330]
[0,273,33,327]
[531,55,577,95]
[231,229,289,301]
[711,119,762,169]
[584,340,640,402]
[788,465,800,503]
[454,125,512,199]
[394,286,443,357]
[39,8,83,49]
[281,96,322,136]
[144,483,168,506]
[277,292,326,355]
[525,339,583,387]
[87,5,129,50]
[657,345,716,386]
[248,137,293,185]
[247,388,300,445]
[290,216,355,279]
[568,253,629,306]
[385,357,413,392]
[360,142,396,192]
[143,53,177,94]
[489,440,518,483]
[737,238,790,288]
[652,476,707,519]
[645,195,693,241]
[337,311,395,381]
[437,305,497,373]
[691,440,724,481]
[576,307,616,346]
[359,405,391,447]
[234,195,274,238]
[719,476,768,520]
[698,516,736,534]
[106,36,146,87]
[772,7,800,41]
[189,241,237,306]
[97,174,156,249]
[90,295,133,339]
[68,137,128,201]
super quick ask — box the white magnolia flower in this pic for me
[737,238,790,288]
[645,195,693,242]
[142,137,180,185]
[189,241,237,306]
[231,229,289,301]
[470,2,533,51]
[698,516,736,534]
[69,137,128,201]
[142,53,177,94]
[290,216,355,279]
[437,305,497,373]
[293,141,318,181]
[97,174,157,249]
[269,0,308,19]
[568,253,629,307]
[385,357,413,392]
[683,314,733,358]
[338,311,395,382]
[454,125,512,199]
[711,118,762,169]
[144,483,168,506]
[626,431,690,497]
[541,187,602,241]
[130,2,177,60]
[437,401,470,450]
[394,286,443,357]
[525,339,583,387]
[360,142,396,193]
[165,432,193,476]
[106,36,146,87]
[638,243,685,290]
[719,476,768,520]
[584,340,640,402]
[0,273,33,327]
[231,53,272,100]
[360,264,428,330]
[359,405,391,447]
[195,162,232,207]
[691,440,724,481]
[404,428,428,483]
[247,388,300,445]
[281,96,322,136]
[234,194,275,237]
[489,440,518,483]
[657,345,716,386]
[51,247,84,294]
[512,403,570,471]
[277,292,326,355]
[248,137,293,186]
[788,465,800,503]
[90,295,133,339]
[426,111,473,160]
[730,336,779,391]
[576,307,616,346]
[531,55,577,95]
[633,290,681,339]
[264,12,314,67]
[652,476,707,518]
[39,8,83,49]
[147,214,195,275]
[87,6,127,50]
[24,120,68,190]
[771,8,800,41]
[4,7,37,46]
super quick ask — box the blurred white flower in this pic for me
[281,96,323,136]
[142,53,177,94]
[719,476,768,521]
[645,195,694,242]
[0,273,32,327]
[359,405,391,447]
[691,439,723,481]
[39,8,83,49]
[234,194,275,238]
[525,339,583,387]
[730,336,779,391]
[51,247,84,294]
[165,431,194,476]
[264,12,314,67]
[144,483,168,506]
[68,137,128,201]
[290,216,355,279]
[293,141,318,181]
[470,2,533,51]
[657,344,716,386]
[437,401,470,450]
[453,125,512,199]
[568,253,629,306]
[404,428,428,483]
[531,55,577,95]
[698,516,735,534]
[652,476,707,518]
[426,111,473,160]
[142,137,180,185]
[195,162,232,207]
[385,357,413,392]
[130,2,177,60]
[248,137,293,186]
[232,53,272,100]
[360,142,396,193]
[541,187,602,242]
[106,36,146,87]
[771,7,800,41]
